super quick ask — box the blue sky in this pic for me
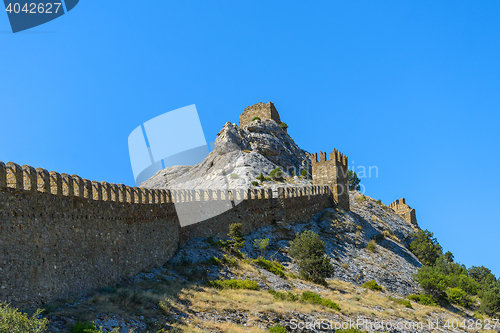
[1,1,499,276]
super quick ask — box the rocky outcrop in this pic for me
[140,119,312,190]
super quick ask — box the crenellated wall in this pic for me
[0,161,333,307]
[310,149,350,211]
[389,198,418,227]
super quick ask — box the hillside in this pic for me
[41,194,498,333]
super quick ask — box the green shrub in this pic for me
[252,116,261,121]
[253,238,270,257]
[228,223,245,251]
[251,181,259,186]
[288,230,334,285]
[446,287,472,307]
[209,256,222,266]
[256,173,266,182]
[72,322,99,333]
[269,324,287,333]
[388,296,412,308]
[479,287,500,316]
[413,266,450,298]
[291,170,296,177]
[407,294,438,306]
[269,167,285,182]
[365,240,376,253]
[268,289,299,302]
[279,122,288,130]
[299,291,341,311]
[0,303,48,333]
[362,280,383,291]
[264,176,272,181]
[206,279,259,290]
[253,258,286,278]
[301,169,308,177]
[409,230,443,267]
[348,170,361,191]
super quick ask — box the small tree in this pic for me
[289,230,334,285]
[413,266,450,299]
[409,229,443,267]
[228,223,245,251]
[0,303,48,333]
[348,170,361,191]
[253,238,270,258]
[269,167,284,182]
[256,173,265,182]
[480,286,500,316]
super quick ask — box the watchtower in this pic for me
[389,198,418,227]
[311,149,350,211]
[239,102,282,128]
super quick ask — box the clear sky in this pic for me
[1,1,498,276]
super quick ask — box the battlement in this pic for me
[311,148,348,167]
[0,160,331,205]
[389,198,418,227]
[239,101,282,128]
[310,149,350,211]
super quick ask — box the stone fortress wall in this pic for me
[389,198,418,227]
[310,149,350,211]
[239,102,282,128]
[0,161,332,307]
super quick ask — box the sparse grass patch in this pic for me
[252,116,261,121]
[356,195,367,203]
[388,296,412,308]
[268,289,299,302]
[253,258,286,278]
[300,291,341,311]
[407,294,437,306]
[206,279,259,290]
[366,240,376,253]
[362,280,383,291]
[269,324,287,333]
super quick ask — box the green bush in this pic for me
[256,173,266,182]
[252,116,261,121]
[269,167,285,182]
[365,240,376,253]
[253,258,286,278]
[409,230,443,267]
[301,169,308,177]
[251,181,259,186]
[228,223,245,251]
[362,280,383,291]
[479,287,500,316]
[279,122,288,130]
[253,238,270,257]
[446,287,472,307]
[413,266,450,298]
[0,303,48,333]
[348,170,361,191]
[209,256,222,266]
[288,230,334,285]
[388,296,412,308]
[206,279,259,290]
[269,324,287,333]
[268,289,299,302]
[299,291,341,311]
[407,294,438,306]
[291,170,296,177]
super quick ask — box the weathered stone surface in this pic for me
[141,119,311,190]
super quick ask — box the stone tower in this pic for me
[389,198,418,227]
[311,149,350,211]
[239,102,282,128]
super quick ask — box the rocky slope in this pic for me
[140,119,312,190]
[43,194,496,333]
